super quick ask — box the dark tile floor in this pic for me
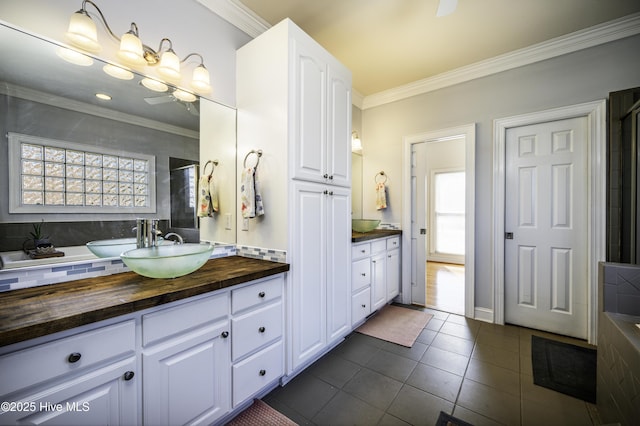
[262,307,601,426]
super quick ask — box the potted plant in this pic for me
[29,220,53,250]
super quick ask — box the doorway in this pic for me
[401,124,475,317]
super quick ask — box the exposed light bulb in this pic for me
[95,93,112,101]
[65,10,101,52]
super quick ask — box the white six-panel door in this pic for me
[504,117,588,339]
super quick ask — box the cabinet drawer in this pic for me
[352,288,371,326]
[232,302,283,361]
[386,236,400,250]
[231,276,283,315]
[351,242,370,259]
[371,239,386,254]
[0,320,135,396]
[351,258,370,291]
[232,341,283,407]
[143,292,228,347]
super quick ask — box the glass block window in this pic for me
[9,133,155,213]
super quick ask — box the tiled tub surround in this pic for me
[0,244,238,292]
[597,262,640,425]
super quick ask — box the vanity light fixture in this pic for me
[64,0,212,95]
[352,131,363,153]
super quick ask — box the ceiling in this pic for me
[236,0,640,98]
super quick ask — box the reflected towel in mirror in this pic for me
[198,174,219,217]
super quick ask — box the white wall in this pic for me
[0,0,251,107]
[361,34,640,311]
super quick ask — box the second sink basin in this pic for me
[120,243,214,279]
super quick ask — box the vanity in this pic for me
[0,256,289,426]
[351,230,402,326]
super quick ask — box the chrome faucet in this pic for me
[134,219,162,248]
[164,232,184,244]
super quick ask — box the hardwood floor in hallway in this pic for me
[426,261,465,315]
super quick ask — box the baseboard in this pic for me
[474,307,494,323]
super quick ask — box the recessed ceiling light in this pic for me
[95,93,112,101]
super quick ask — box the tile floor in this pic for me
[262,306,601,426]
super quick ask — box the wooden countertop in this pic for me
[0,256,289,347]
[352,229,402,243]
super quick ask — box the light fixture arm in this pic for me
[181,52,206,66]
[78,0,122,43]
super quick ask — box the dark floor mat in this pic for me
[531,335,597,403]
[436,411,473,426]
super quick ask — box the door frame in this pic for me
[402,123,476,317]
[493,100,606,344]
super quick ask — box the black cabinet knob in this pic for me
[259,369,266,376]
[258,326,266,333]
[323,174,329,179]
[258,291,266,298]
[67,352,82,363]
[123,371,135,381]
[221,331,229,338]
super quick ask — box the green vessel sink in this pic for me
[120,243,214,278]
[352,219,381,233]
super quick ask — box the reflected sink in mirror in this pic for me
[120,243,214,279]
[86,238,138,258]
[86,237,169,258]
[352,219,381,233]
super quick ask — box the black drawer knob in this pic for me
[361,304,366,308]
[258,291,266,298]
[221,331,229,338]
[258,326,266,333]
[68,352,82,363]
[123,371,135,381]
[259,369,266,376]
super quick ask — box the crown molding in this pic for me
[197,0,270,38]
[362,12,640,109]
[352,89,364,110]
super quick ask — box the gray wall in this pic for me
[360,34,640,311]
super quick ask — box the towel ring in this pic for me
[375,171,387,184]
[202,160,218,177]
[243,149,263,168]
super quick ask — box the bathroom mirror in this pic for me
[0,21,237,257]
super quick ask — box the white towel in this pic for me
[241,167,264,218]
[375,182,387,210]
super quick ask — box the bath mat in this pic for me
[226,399,297,426]
[531,335,597,403]
[355,304,433,347]
[436,411,474,426]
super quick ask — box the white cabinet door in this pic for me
[0,357,137,426]
[325,63,352,187]
[326,186,351,343]
[291,36,328,184]
[371,252,387,311]
[386,248,401,301]
[143,319,230,426]
[291,182,327,369]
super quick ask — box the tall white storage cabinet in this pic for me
[237,19,352,377]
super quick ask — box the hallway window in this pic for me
[432,170,465,256]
